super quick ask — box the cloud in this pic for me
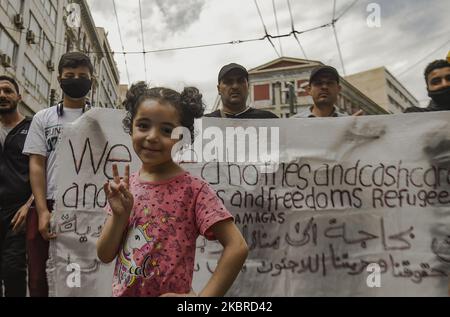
[154,0,206,34]
[86,0,450,108]
[86,0,115,17]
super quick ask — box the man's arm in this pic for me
[29,154,55,240]
[11,195,34,233]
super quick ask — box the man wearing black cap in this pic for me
[293,65,361,118]
[205,63,278,118]
[404,59,450,113]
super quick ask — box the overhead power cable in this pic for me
[272,0,283,56]
[254,0,281,58]
[138,0,148,82]
[397,38,450,77]
[332,0,346,75]
[286,0,307,58]
[112,0,131,85]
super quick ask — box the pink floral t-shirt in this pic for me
[106,171,233,297]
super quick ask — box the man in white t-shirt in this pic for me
[23,52,94,297]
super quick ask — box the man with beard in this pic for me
[0,76,33,297]
[205,63,279,118]
[23,52,94,297]
[293,65,363,118]
[404,59,450,113]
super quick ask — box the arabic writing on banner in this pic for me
[49,109,450,296]
[48,109,140,297]
[190,162,450,296]
[190,115,450,296]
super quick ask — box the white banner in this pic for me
[49,109,450,296]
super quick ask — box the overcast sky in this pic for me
[86,0,450,110]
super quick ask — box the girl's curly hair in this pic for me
[122,81,204,140]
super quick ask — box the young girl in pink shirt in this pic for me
[97,82,248,297]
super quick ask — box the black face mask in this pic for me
[60,78,92,99]
[428,86,450,108]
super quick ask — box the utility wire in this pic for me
[2,23,67,48]
[330,0,361,75]
[272,0,283,56]
[286,0,307,58]
[112,0,131,85]
[332,22,346,75]
[1,2,356,61]
[332,0,337,21]
[397,38,450,77]
[78,26,331,55]
[254,0,281,58]
[138,0,148,82]
[85,27,331,55]
[335,0,359,21]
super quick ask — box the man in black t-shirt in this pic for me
[205,63,278,119]
[0,75,33,297]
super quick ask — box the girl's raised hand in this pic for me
[103,164,133,219]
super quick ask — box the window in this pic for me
[254,84,270,101]
[50,6,56,24]
[0,26,17,62]
[282,81,296,105]
[39,0,57,25]
[43,0,50,13]
[36,72,50,99]
[297,79,309,97]
[29,14,41,42]
[28,13,54,64]
[83,34,87,52]
[23,57,37,88]
[387,80,393,90]
[42,34,53,62]
[22,56,49,101]
[100,85,108,106]
[66,35,73,52]
[388,96,404,112]
[1,0,21,15]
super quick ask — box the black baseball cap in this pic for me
[218,63,248,83]
[309,65,340,84]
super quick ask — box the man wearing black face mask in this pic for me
[23,52,93,297]
[404,59,450,112]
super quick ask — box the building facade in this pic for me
[212,57,390,117]
[345,67,419,114]
[118,84,128,109]
[0,0,120,115]
[93,27,120,108]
